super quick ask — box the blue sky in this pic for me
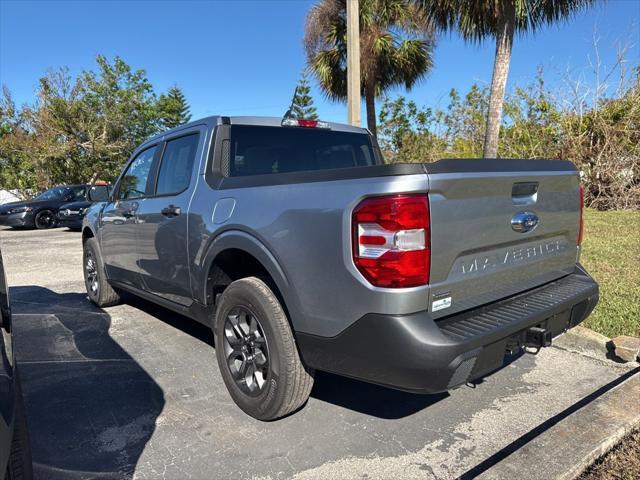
[1,0,638,124]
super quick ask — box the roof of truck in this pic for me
[143,116,369,146]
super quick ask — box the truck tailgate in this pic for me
[426,159,581,319]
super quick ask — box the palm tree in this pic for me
[419,0,595,158]
[305,0,435,137]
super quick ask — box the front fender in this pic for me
[81,202,105,241]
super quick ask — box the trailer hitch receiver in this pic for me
[525,327,552,353]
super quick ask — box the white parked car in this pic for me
[0,190,20,206]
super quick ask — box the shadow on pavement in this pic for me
[123,293,214,347]
[10,286,165,480]
[119,293,448,420]
[310,371,448,419]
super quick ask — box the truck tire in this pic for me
[5,376,33,480]
[83,237,121,307]
[214,277,314,420]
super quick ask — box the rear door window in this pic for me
[155,134,199,195]
[228,126,379,177]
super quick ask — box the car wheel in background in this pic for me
[83,237,121,307]
[214,277,314,421]
[5,376,33,480]
[33,210,56,229]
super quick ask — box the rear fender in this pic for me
[199,230,306,332]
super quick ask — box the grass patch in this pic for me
[580,209,640,338]
[578,429,640,480]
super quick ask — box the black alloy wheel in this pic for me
[214,277,314,420]
[34,210,56,229]
[84,250,99,298]
[82,237,121,307]
[222,306,270,397]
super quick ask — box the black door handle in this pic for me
[161,205,181,217]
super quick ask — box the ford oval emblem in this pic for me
[511,211,539,233]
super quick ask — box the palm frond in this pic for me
[305,0,436,101]
[419,0,597,42]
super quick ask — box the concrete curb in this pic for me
[554,326,613,363]
[476,369,640,480]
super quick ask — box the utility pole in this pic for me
[346,0,361,127]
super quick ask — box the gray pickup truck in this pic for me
[82,116,598,420]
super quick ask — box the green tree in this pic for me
[291,71,319,120]
[78,55,160,154]
[440,85,489,157]
[0,87,37,192]
[157,85,192,129]
[378,96,444,163]
[419,0,595,158]
[22,55,165,187]
[304,0,435,137]
[378,85,488,162]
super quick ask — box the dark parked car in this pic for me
[57,185,110,230]
[0,185,91,230]
[1,246,33,479]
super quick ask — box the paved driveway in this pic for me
[0,227,634,480]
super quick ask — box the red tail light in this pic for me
[578,185,584,245]
[352,194,430,288]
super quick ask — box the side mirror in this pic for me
[88,185,110,202]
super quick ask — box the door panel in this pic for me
[101,200,142,286]
[136,132,202,305]
[100,145,158,288]
[136,194,192,305]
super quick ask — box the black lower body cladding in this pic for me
[57,215,83,230]
[297,265,598,394]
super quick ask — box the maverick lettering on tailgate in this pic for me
[459,238,568,276]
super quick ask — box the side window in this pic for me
[156,134,199,195]
[118,146,157,200]
[71,186,87,201]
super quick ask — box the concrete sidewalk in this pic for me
[477,370,639,480]
[2,227,637,480]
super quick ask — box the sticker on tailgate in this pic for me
[432,294,452,312]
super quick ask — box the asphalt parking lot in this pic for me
[0,226,635,480]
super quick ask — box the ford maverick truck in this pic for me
[81,116,598,420]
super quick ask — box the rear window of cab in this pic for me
[227,126,379,177]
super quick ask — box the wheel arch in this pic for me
[82,226,96,243]
[199,231,305,332]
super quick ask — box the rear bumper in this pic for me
[297,265,599,393]
[0,212,33,228]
